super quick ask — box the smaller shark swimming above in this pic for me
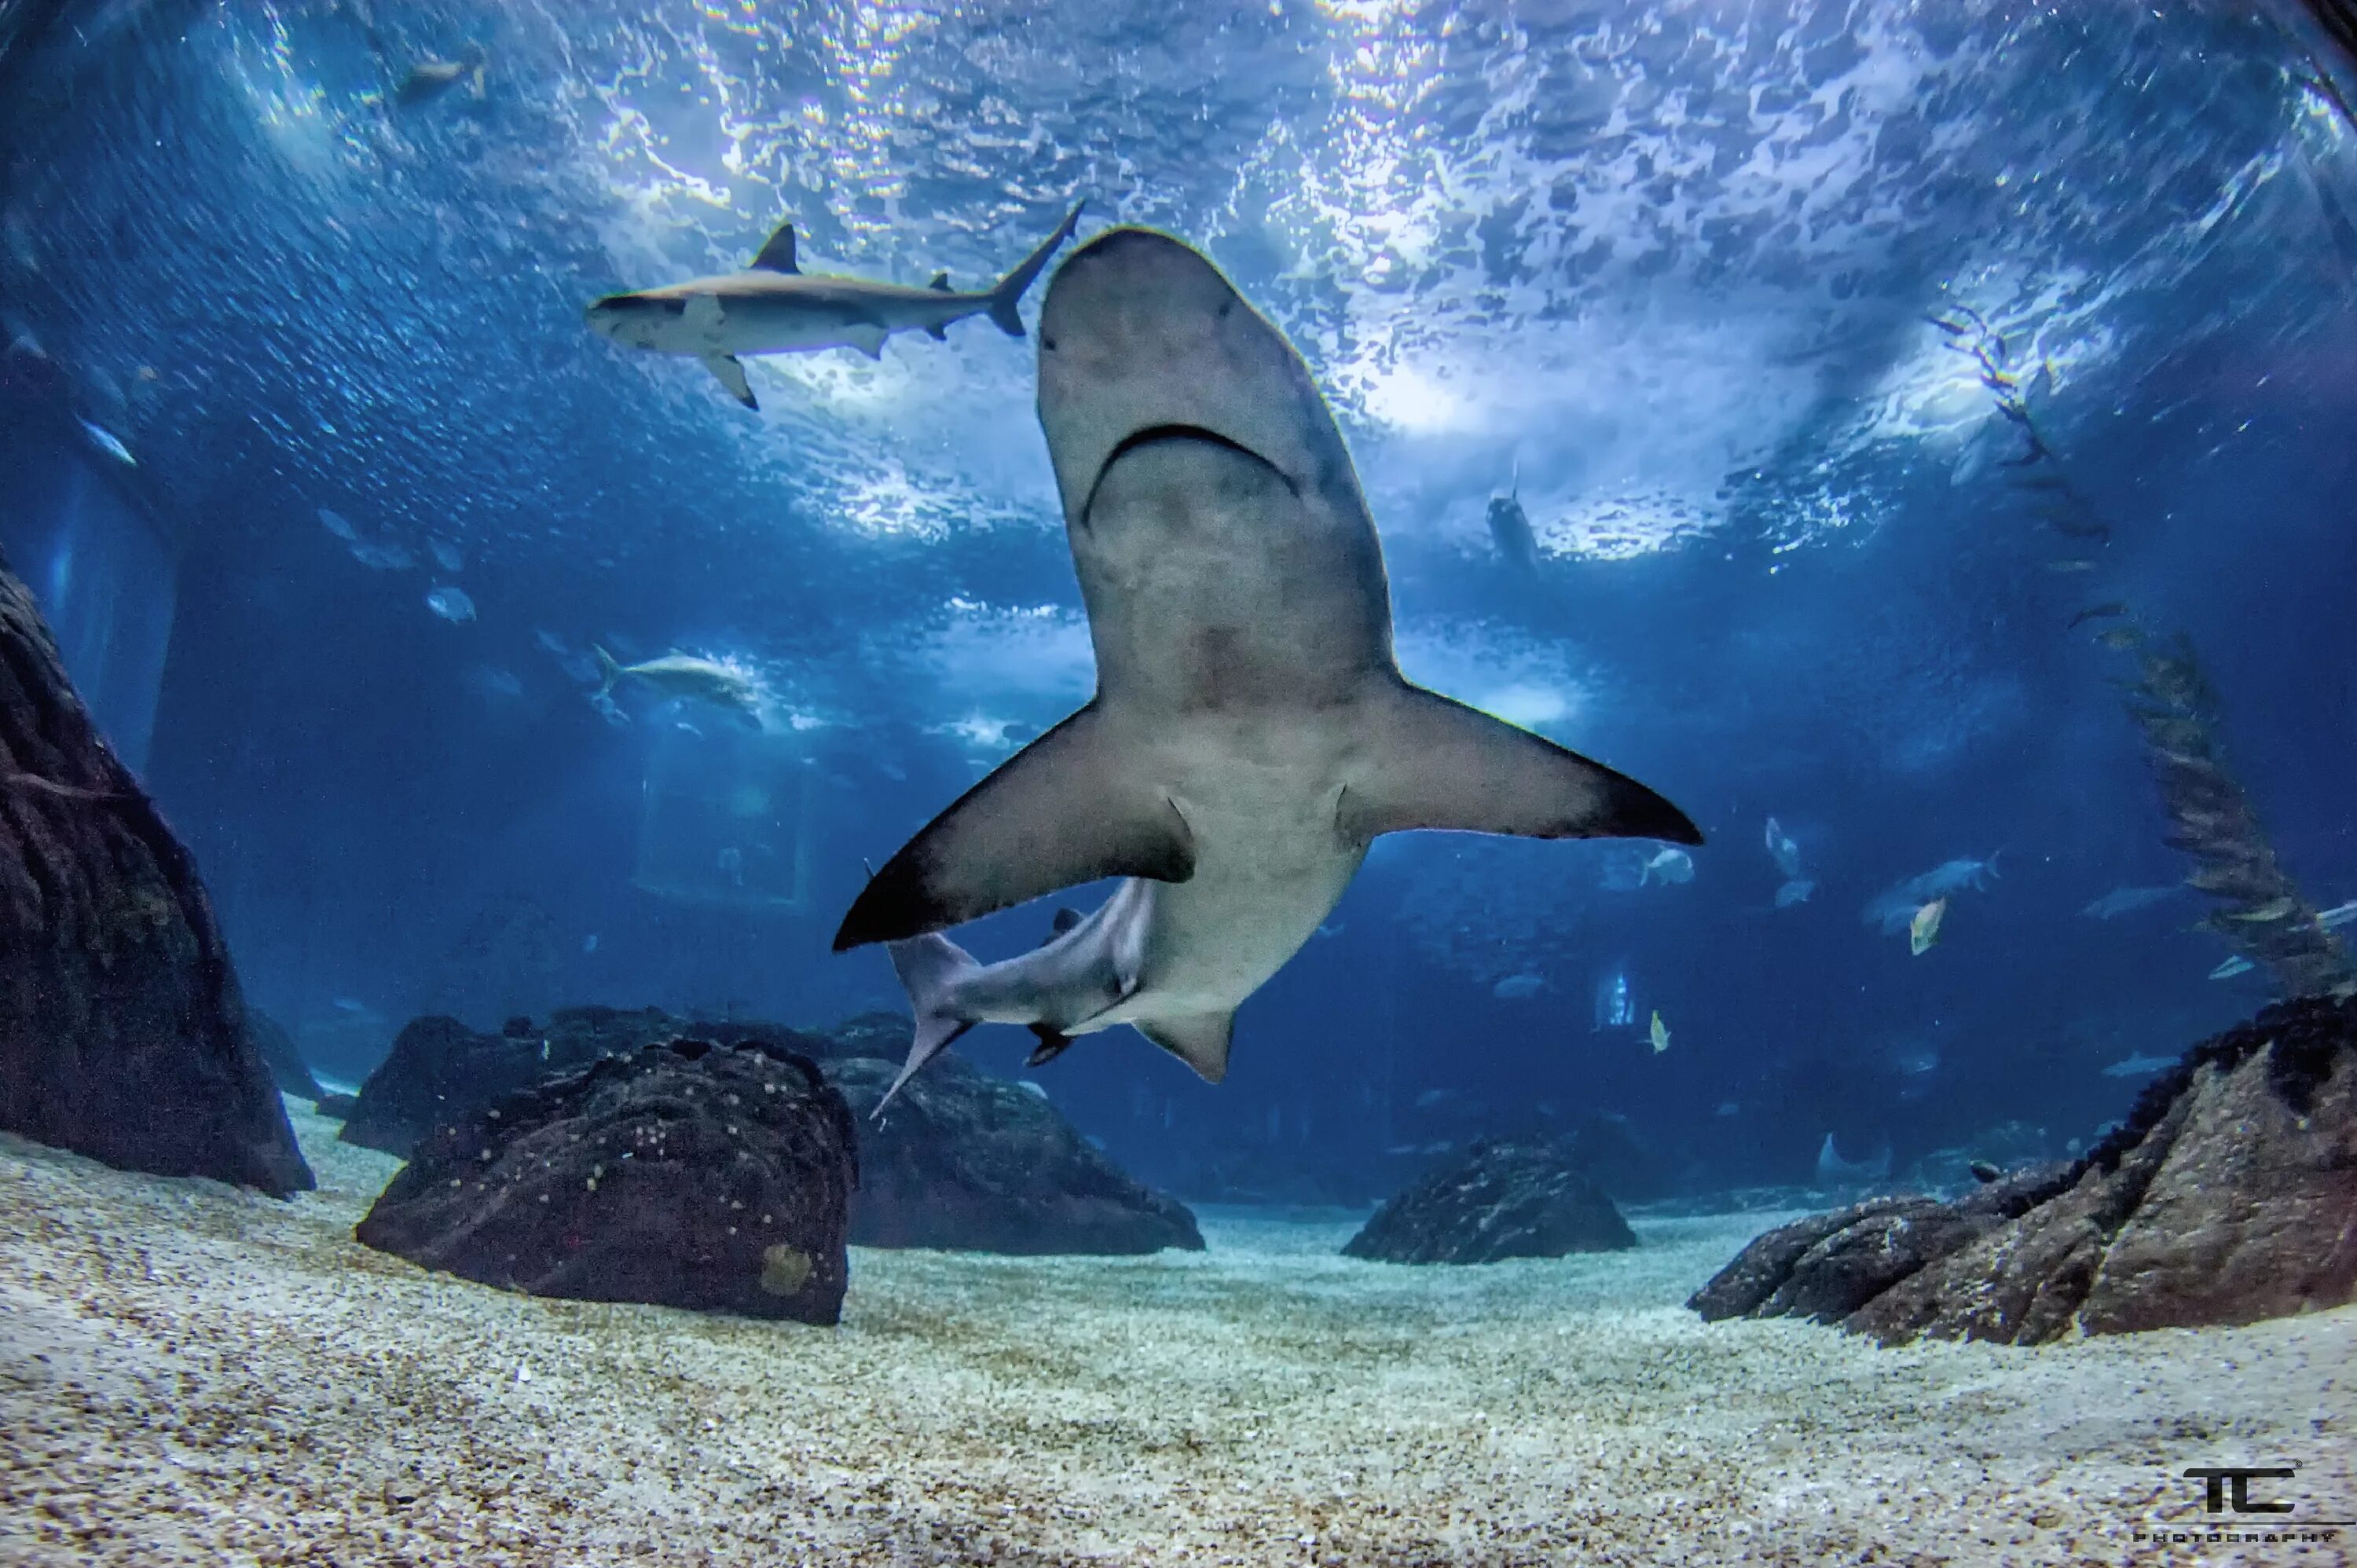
[584,202,1086,409]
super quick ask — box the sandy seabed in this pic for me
[2,1104,2352,1568]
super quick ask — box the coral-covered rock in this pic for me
[340,1005,829,1156]
[825,1050,1204,1255]
[1343,1138,1637,1264]
[0,557,310,1195]
[1691,995,2357,1344]
[355,1036,857,1324]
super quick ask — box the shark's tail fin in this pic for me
[592,644,623,695]
[876,932,982,1116]
[987,200,1086,337]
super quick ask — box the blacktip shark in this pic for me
[584,202,1086,410]
[833,226,1701,1112]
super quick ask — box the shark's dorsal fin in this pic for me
[1336,682,1700,847]
[750,222,799,273]
[1135,1011,1235,1083]
[833,704,1197,950]
[928,271,951,291]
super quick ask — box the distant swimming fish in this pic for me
[2080,884,2181,920]
[396,45,487,107]
[2102,1051,2176,1078]
[593,646,764,724]
[1814,1133,1890,1188]
[1863,854,1998,933]
[1648,1009,1670,1053]
[424,584,476,623]
[317,507,360,541]
[1773,877,1815,908]
[1486,463,1540,576]
[1909,896,1948,954]
[2067,602,2128,629]
[427,538,464,573]
[1492,972,1545,1001]
[1764,816,1802,880]
[1640,845,1695,886]
[77,418,134,466]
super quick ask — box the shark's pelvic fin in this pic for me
[750,222,799,273]
[702,354,757,408]
[1339,682,1703,847]
[834,704,1197,951]
[877,932,981,1115]
[987,200,1086,338]
[1025,1023,1073,1066]
[1135,1011,1235,1083]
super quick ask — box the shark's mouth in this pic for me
[1080,423,1298,524]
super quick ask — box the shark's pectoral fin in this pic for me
[702,354,757,408]
[833,704,1195,950]
[845,324,887,360]
[1339,682,1700,847]
[1135,1011,1235,1083]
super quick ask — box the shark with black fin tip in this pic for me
[584,202,1085,409]
[834,227,1700,1112]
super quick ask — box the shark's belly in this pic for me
[1087,771,1362,1027]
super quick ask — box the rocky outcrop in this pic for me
[1343,1138,1637,1264]
[340,1005,830,1156]
[247,1009,325,1102]
[340,1004,1201,1256]
[0,555,310,1195]
[827,1050,1204,1255]
[1692,995,2357,1344]
[355,1036,857,1324]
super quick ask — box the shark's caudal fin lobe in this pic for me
[1340,682,1702,848]
[1135,1011,1235,1083]
[832,703,1196,951]
[876,932,981,1114]
[987,200,1086,337]
[702,354,757,408]
[750,222,798,273]
[592,644,623,694]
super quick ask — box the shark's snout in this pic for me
[1038,227,1335,526]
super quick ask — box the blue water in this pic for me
[2,0,2352,1206]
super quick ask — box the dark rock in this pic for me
[248,1009,325,1102]
[1556,1111,1674,1200]
[825,1050,1204,1255]
[1343,1138,1637,1264]
[313,1092,359,1120]
[340,1004,830,1156]
[1691,994,2357,1344]
[355,1037,857,1324]
[0,556,310,1196]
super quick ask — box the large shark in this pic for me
[584,203,1085,409]
[834,228,1700,1108]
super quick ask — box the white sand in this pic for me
[2,1103,2351,1566]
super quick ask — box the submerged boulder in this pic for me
[339,1005,829,1156]
[247,1009,326,1102]
[1691,994,2357,1344]
[826,1049,1204,1255]
[0,556,310,1195]
[355,1036,857,1324]
[1343,1138,1637,1264]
